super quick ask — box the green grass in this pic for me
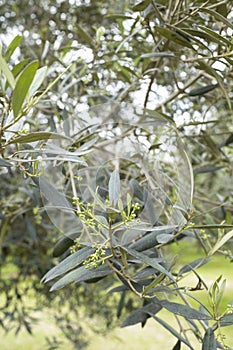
[1,241,233,349]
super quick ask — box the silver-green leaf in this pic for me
[202,328,216,350]
[42,247,95,283]
[109,169,120,206]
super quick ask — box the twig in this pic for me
[183,51,233,63]
[174,0,211,26]
[154,72,203,110]
[151,0,165,25]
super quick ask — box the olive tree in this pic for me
[0,1,233,349]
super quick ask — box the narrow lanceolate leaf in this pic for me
[141,52,176,59]
[183,29,218,50]
[116,62,136,82]
[172,340,181,350]
[155,26,193,49]
[38,176,75,211]
[219,133,233,148]
[42,247,95,283]
[189,84,218,96]
[105,14,133,20]
[121,302,162,327]
[0,54,16,89]
[109,169,120,206]
[132,0,151,12]
[161,301,212,320]
[8,131,72,144]
[125,247,176,283]
[197,61,231,110]
[50,264,111,291]
[198,26,231,46]
[178,257,211,276]
[52,236,74,258]
[4,35,22,62]
[129,225,176,251]
[28,66,47,98]
[11,59,29,77]
[156,233,174,244]
[200,8,233,31]
[129,179,144,201]
[208,229,233,257]
[217,313,233,327]
[12,60,39,118]
[194,166,222,175]
[202,328,216,350]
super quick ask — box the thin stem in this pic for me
[176,288,209,342]
[183,51,233,63]
[154,72,203,110]
[174,0,211,26]
[174,313,193,345]
[151,0,165,25]
[68,161,93,242]
[106,259,142,297]
[108,219,115,257]
[193,229,209,255]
